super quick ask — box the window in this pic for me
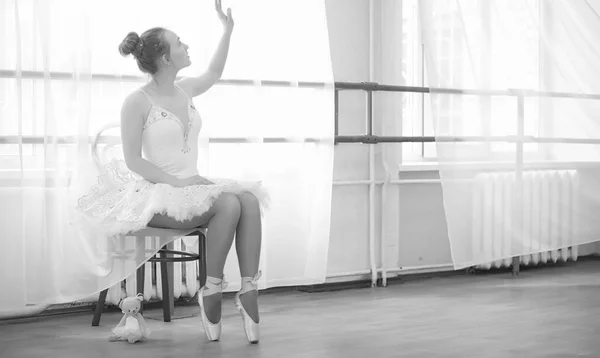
[400,0,543,163]
[0,0,333,177]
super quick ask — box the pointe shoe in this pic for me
[198,276,228,341]
[234,271,262,344]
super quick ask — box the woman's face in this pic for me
[163,30,191,70]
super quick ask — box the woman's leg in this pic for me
[234,192,262,323]
[147,193,241,324]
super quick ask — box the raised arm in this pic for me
[178,0,234,97]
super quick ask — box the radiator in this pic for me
[104,237,201,306]
[471,169,579,270]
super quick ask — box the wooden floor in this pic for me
[1,260,599,358]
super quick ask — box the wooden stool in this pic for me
[91,228,207,326]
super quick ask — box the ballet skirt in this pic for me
[75,85,269,238]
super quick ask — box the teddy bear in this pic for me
[108,293,150,343]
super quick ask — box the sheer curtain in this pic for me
[0,0,334,313]
[419,0,600,269]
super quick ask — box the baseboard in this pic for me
[6,254,599,322]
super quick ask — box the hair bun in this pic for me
[119,32,141,57]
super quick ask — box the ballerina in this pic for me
[76,0,266,344]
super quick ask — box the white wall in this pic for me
[325,0,379,278]
[323,0,600,281]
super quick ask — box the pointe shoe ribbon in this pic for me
[199,275,228,341]
[235,270,262,344]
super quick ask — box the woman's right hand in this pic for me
[175,175,215,187]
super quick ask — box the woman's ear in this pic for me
[161,53,171,65]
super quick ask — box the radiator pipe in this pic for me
[366,0,378,287]
[511,94,526,276]
[381,152,390,287]
[378,0,390,286]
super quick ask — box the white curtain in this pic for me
[0,0,334,312]
[419,0,600,269]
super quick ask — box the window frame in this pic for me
[399,0,548,164]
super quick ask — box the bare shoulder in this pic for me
[121,88,152,122]
[122,88,150,111]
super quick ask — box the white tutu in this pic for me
[76,158,269,238]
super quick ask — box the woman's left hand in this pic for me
[215,0,234,34]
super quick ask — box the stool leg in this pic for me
[92,289,108,326]
[160,248,172,322]
[511,256,520,276]
[136,265,145,314]
[198,231,207,288]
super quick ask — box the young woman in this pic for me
[76,0,267,344]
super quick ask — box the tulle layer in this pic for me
[75,159,269,238]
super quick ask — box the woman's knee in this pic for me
[237,192,260,211]
[213,193,241,219]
